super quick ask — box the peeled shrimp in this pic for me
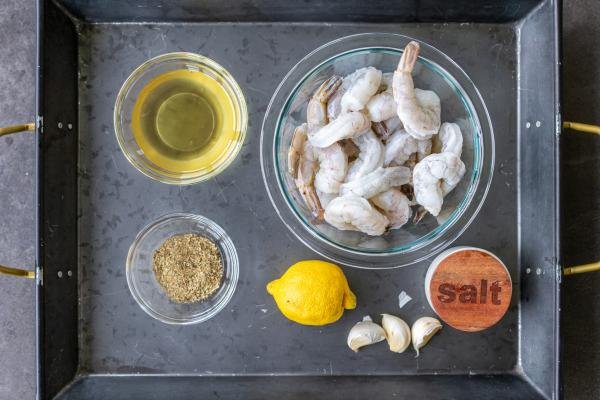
[412,152,466,216]
[371,188,412,229]
[314,143,348,195]
[287,123,308,176]
[432,122,463,157]
[309,111,370,148]
[367,93,396,123]
[295,140,324,220]
[307,75,343,133]
[341,67,382,113]
[324,194,389,236]
[393,41,441,140]
[340,166,411,199]
[345,129,384,182]
[384,129,418,166]
[366,73,396,122]
[317,190,336,209]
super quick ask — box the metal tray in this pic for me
[36,0,561,398]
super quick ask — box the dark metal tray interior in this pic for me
[37,0,560,399]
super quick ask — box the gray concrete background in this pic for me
[0,0,597,398]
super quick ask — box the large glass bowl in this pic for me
[260,33,494,269]
[126,213,239,324]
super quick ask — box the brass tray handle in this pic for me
[0,122,36,279]
[562,121,600,276]
[0,122,35,137]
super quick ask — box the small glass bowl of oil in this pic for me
[114,52,247,184]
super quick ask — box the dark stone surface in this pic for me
[561,1,600,399]
[0,0,597,399]
[0,0,37,399]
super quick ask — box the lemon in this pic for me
[266,260,357,326]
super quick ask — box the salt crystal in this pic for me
[398,291,412,309]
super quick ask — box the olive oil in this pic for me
[131,69,239,173]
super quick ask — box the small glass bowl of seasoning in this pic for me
[114,52,248,185]
[126,213,239,325]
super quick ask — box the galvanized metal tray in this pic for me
[36,0,561,398]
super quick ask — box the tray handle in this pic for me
[0,122,36,279]
[562,121,600,276]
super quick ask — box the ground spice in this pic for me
[152,233,223,303]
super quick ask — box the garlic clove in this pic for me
[411,316,442,357]
[347,315,386,352]
[381,313,411,353]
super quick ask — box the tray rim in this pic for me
[34,1,562,399]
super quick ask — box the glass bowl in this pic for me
[114,52,247,185]
[260,33,494,269]
[126,213,239,325]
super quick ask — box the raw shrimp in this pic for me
[314,143,348,194]
[366,91,396,122]
[340,166,411,199]
[317,190,336,209]
[287,123,308,175]
[432,122,463,157]
[324,194,389,236]
[309,111,370,148]
[412,152,466,216]
[371,188,412,229]
[295,140,324,220]
[366,73,396,122]
[384,129,418,166]
[405,139,431,168]
[393,41,441,140]
[341,67,382,113]
[345,129,384,182]
[307,75,343,133]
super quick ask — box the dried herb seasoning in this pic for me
[153,233,223,303]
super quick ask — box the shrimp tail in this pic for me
[413,206,428,224]
[315,75,343,102]
[288,124,308,175]
[295,159,324,222]
[397,41,420,73]
[296,180,324,222]
[340,139,360,160]
[372,121,391,142]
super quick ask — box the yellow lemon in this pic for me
[266,260,357,326]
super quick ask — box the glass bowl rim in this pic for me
[125,212,239,325]
[260,32,495,268]
[113,51,248,186]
